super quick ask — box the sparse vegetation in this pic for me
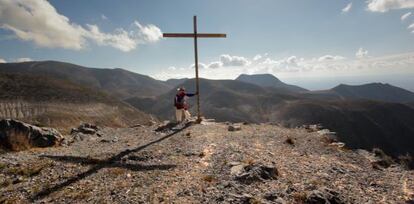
[285,137,295,145]
[202,175,216,183]
[398,153,414,170]
[292,192,307,203]
[4,162,51,178]
[321,134,338,144]
[372,148,395,168]
[243,158,256,165]
[0,178,12,188]
[107,167,127,176]
[0,162,6,170]
[198,151,205,158]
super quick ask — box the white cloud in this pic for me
[318,55,346,61]
[101,14,108,20]
[219,54,250,67]
[0,58,6,63]
[408,23,414,29]
[16,58,33,62]
[134,21,163,43]
[356,48,369,58]
[190,63,207,69]
[253,54,262,61]
[367,0,414,12]
[342,2,353,13]
[401,12,412,21]
[155,52,414,80]
[286,56,298,65]
[0,0,162,52]
[207,61,222,69]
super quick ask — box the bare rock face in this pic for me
[232,163,278,184]
[305,188,346,204]
[0,119,63,151]
[71,123,99,135]
[228,124,241,131]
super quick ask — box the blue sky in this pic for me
[0,0,414,90]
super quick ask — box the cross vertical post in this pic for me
[193,16,201,123]
[163,16,226,123]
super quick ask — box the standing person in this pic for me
[174,87,197,123]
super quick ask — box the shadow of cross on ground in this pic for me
[32,122,192,201]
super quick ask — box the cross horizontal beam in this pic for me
[163,33,226,38]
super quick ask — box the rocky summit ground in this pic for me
[0,122,413,203]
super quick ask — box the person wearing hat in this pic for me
[174,87,197,123]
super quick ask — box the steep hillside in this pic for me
[236,74,308,92]
[331,83,414,103]
[127,78,414,160]
[272,100,414,158]
[0,61,172,99]
[0,73,152,132]
[0,123,412,203]
[407,102,414,109]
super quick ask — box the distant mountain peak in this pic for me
[236,73,307,92]
[237,73,281,82]
[331,82,414,103]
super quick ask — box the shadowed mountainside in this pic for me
[127,78,414,160]
[0,61,172,99]
[0,73,152,132]
[272,100,414,158]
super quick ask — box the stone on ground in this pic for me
[0,119,63,150]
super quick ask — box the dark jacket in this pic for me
[174,92,196,109]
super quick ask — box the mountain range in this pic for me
[0,61,171,99]
[1,60,414,161]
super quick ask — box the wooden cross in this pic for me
[163,16,226,122]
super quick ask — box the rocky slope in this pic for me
[272,100,414,159]
[0,122,412,203]
[0,73,152,132]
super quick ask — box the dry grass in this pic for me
[243,158,256,165]
[202,175,216,183]
[0,196,22,204]
[292,191,307,203]
[321,135,337,144]
[4,162,51,178]
[107,167,127,176]
[66,188,90,200]
[0,162,6,170]
[398,154,413,170]
[0,178,12,188]
[372,148,394,168]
